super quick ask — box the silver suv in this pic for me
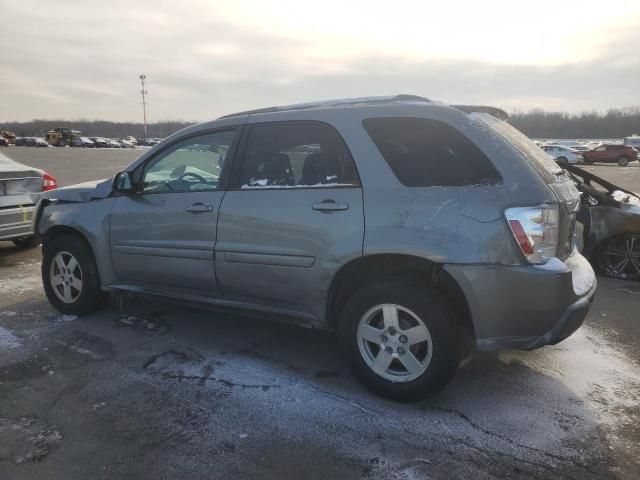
[36,95,597,400]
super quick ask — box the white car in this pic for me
[624,136,640,151]
[540,144,583,165]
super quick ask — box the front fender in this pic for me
[37,198,118,286]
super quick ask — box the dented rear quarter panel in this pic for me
[336,104,559,265]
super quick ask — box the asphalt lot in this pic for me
[1,147,639,479]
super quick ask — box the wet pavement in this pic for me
[0,148,638,479]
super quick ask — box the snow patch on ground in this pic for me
[0,271,41,294]
[0,326,21,349]
[499,325,640,434]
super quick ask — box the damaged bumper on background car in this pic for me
[1,152,57,242]
[0,199,38,240]
[444,250,597,351]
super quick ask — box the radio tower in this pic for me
[139,74,148,138]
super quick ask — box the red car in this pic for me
[583,144,638,166]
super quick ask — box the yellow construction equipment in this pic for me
[0,129,16,144]
[45,127,81,147]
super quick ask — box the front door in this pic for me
[215,121,364,320]
[109,128,239,296]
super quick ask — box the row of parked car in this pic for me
[2,135,165,148]
[539,137,640,166]
[71,137,136,148]
[12,136,136,148]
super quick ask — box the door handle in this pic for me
[185,203,214,213]
[312,199,349,212]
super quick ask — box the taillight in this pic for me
[505,205,559,264]
[42,171,57,191]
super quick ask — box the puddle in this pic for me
[115,315,170,334]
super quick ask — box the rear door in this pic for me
[109,129,239,296]
[592,146,607,162]
[215,121,364,320]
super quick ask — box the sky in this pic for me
[1,0,639,122]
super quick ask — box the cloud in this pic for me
[1,0,638,121]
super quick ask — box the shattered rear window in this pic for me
[472,113,562,183]
[363,117,502,187]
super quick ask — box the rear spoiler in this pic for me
[453,105,509,121]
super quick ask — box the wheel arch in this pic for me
[326,253,475,338]
[42,225,92,249]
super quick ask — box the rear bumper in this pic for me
[0,205,37,240]
[444,250,597,351]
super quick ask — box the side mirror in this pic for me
[113,171,136,193]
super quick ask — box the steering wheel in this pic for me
[176,171,208,184]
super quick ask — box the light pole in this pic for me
[139,74,148,138]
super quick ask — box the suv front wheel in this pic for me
[42,234,108,315]
[338,279,461,401]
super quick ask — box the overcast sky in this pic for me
[2,0,639,122]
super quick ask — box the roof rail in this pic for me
[452,105,509,120]
[218,94,431,119]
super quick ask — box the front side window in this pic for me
[142,130,236,193]
[238,122,359,189]
[363,117,501,187]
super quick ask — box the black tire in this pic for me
[617,156,629,166]
[57,139,67,147]
[42,234,108,315]
[12,235,41,249]
[583,158,593,165]
[338,279,461,401]
[595,234,640,281]
[556,156,568,166]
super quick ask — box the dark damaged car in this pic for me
[564,164,640,280]
[34,95,597,400]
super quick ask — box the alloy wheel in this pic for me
[601,234,640,280]
[357,303,433,382]
[49,251,83,303]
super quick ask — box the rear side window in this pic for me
[238,122,360,189]
[363,117,501,187]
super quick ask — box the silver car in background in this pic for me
[36,95,597,400]
[0,152,57,248]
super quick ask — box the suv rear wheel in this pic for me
[338,279,461,401]
[617,156,629,166]
[42,234,108,315]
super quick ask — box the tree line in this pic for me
[509,107,640,139]
[3,107,640,140]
